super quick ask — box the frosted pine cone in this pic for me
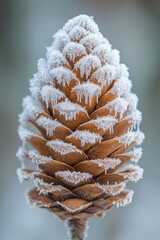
[17,15,144,239]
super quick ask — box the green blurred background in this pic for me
[0,0,160,240]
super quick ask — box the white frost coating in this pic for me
[17,168,35,183]
[16,147,27,161]
[120,164,144,182]
[80,33,105,51]
[55,170,92,185]
[46,49,69,68]
[121,147,142,164]
[92,43,112,64]
[50,66,79,87]
[113,190,134,207]
[116,64,129,79]
[124,110,142,130]
[63,42,87,62]
[104,98,128,119]
[72,82,101,105]
[57,201,92,213]
[92,64,116,86]
[54,100,87,121]
[18,127,35,143]
[52,30,70,51]
[36,116,63,137]
[91,64,116,86]
[63,14,99,34]
[41,85,65,108]
[47,139,82,155]
[19,96,43,126]
[74,55,102,78]
[29,58,51,98]
[115,131,145,147]
[69,26,89,41]
[90,158,121,174]
[109,78,132,97]
[35,179,63,195]
[107,49,120,66]
[67,130,102,146]
[28,150,53,164]
[126,93,139,112]
[94,182,126,196]
[90,116,118,133]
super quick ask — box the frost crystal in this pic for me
[80,33,105,51]
[116,64,129,79]
[50,66,79,86]
[63,42,87,62]
[18,127,35,143]
[52,30,70,51]
[47,139,82,155]
[46,49,69,68]
[107,49,120,65]
[104,98,128,119]
[67,130,102,146]
[126,93,139,112]
[54,100,87,121]
[113,190,134,207]
[120,164,144,182]
[41,85,65,108]
[74,55,102,78]
[63,15,99,34]
[57,201,92,213]
[90,158,121,174]
[69,26,89,42]
[115,131,145,147]
[94,182,126,196]
[36,116,63,137]
[28,150,53,164]
[109,78,132,97]
[35,179,63,195]
[17,168,35,183]
[55,170,92,185]
[121,147,142,164]
[92,43,112,64]
[90,116,118,133]
[72,82,101,105]
[91,64,116,86]
[125,110,142,130]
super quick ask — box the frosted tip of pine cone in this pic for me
[17,14,144,221]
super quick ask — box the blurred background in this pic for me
[0,0,160,240]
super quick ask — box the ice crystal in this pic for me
[74,54,101,78]
[90,158,121,174]
[107,49,120,65]
[90,116,118,133]
[120,147,142,164]
[94,182,126,196]
[54,100,87,121]
[69,25,89,42]
[67,130,102,146]
[91,64,116,86]
[36,116,63,137]
[104,98,128,119]
[109,77,132,97]
[125,110,142,130]
[28,150,53,164]
[92,43,112,64]
[46,49,69,68]
[52,30,70,51]
[41,85,65,108]
[116,64,129,79]
[113,190,134,207]
[72,82,101,105]
[35,179,63,195]
[57,201,92,213]
[63,15,99,34]
[47,139,82,155]
[80,33,105,51]
[50,66,79,87]
[63,42,87,62]
[115,131,145,147]
[55,170,92,185]
[120,164,144,182]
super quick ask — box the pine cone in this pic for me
[17,15,144,239]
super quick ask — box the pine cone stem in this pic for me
[67,218,88,240]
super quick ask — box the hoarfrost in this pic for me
[50,66,79,87]
[109,78,132,97]
[55,170,92,185]
[36,116,63,137]
[41,85,65,108]
[107,49,120,66]
[113,190,134,207]
[115,131,145,147]
[104,98,128,119]
[80,33,105,51]
[63,42,87,62]
[120,147,142,164]
[28,150,53,164]
[90,116,118,133]
[71,82,101,105]
[52,30,70,51]
[74,55,102,78]
[120,164,144,182]
[90,158,121,174]
[46,49,69,68]
[116,64,129,79]
[63,14,99,34]
[35,179,63,195]
[67,130,102,146]
[54,100,87,121]
[57,201,91,213]
[47,139,82,155]
[69,26,89,42]
[92,43,112,64]
[94,182,126,196]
